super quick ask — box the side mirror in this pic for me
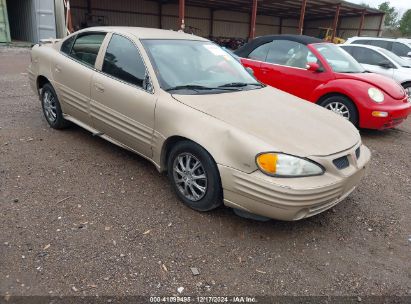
[378,61,393,69]
[143,72,153,92]
[245,67,255,77]
[407,51,411,58]
[306,62,321,72]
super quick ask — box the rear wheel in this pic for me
[41,83,70,129]
[167,141,222,212]
[320,95,358,126]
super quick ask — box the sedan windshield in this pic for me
[313,43,365,73]
[379,48,411,68]
[142,39,261,92]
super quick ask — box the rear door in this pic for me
[52,32,107,124]
[90,33,156,157]
[259,40,328,100]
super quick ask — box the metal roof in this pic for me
[169,0,382,19]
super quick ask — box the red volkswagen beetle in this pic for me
[235,35,411,129]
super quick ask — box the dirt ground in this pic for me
[0,47,410,298]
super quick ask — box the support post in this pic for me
[298,0,307,35]
[378,13,385,37]
[331,4,341,42]
[209,9,214,38]
[159,2,162,29]
[249,0,257,40]
[279,17,283,34]
[357,9,365,36]
[179,0,185,31]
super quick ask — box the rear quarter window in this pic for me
[70,33,106,67]
[61,35,76,55]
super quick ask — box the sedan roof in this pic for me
[80,26,209,41]
[235,35,323,57]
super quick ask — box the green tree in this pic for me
[399,9,411,36]
[378,1,399,28]
[359,2,372,9]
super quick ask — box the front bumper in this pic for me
[359,97,411,129]
[219,144,371,221]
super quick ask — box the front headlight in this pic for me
[368,87,384,103]
[256,153,324,177]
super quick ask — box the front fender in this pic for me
[309,79,370,107]
[153,93,273,173]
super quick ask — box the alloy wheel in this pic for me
[43,91,57,123]
[405,87,411,101]
[325,101,350,120]
[172,153,207,202]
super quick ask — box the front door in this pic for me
[90,33,156,157]
[350,46,395,79]
[259,40,328,100]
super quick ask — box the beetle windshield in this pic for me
[142,39,261,92]
[313,43,365,73]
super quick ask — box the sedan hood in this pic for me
[335,72,406,100]
[173,87,360,157]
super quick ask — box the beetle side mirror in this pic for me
[407,51,411,58]
[306,62,321,72]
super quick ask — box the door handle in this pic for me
[261,67,269,74]
[55,65,62,73]
[94,83,105,93]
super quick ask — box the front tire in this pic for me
[320,95,358,126]
[402,82,411,100]
[167,141,222,212]
[41,83,70,129]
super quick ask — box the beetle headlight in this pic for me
[256,153,324,177]
[368,87,384,103]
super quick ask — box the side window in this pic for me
[248,43,270,61]
[61,35,76,55]
[102,34,146,88]
[266,40,316,68]
[351,39,371,45]
[392,42,410,57]
[70,33,106,67]
[353,47,388,66]
[341,46,353,55]
[368,40,392,50]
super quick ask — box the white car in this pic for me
[345,37,411,62]
[341,44,411,98]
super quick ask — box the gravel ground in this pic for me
[0,47,410,298]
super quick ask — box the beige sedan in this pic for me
[28,27,371,221]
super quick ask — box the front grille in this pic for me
[333,156,349,170]
[355,147,361,159]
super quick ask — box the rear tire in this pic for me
[167,141,223,212]
[41,83,70,129]
[320,95,359,126]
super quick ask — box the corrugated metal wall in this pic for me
[70,0,381,39]
[305,15,382,39]
[7,0,37,42]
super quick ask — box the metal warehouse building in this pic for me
[0,0,384,44]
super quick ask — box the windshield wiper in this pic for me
[218,82,263,88]
[165,84,238,92]
[165,85,215,91]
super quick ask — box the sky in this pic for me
[349,0,410,16]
